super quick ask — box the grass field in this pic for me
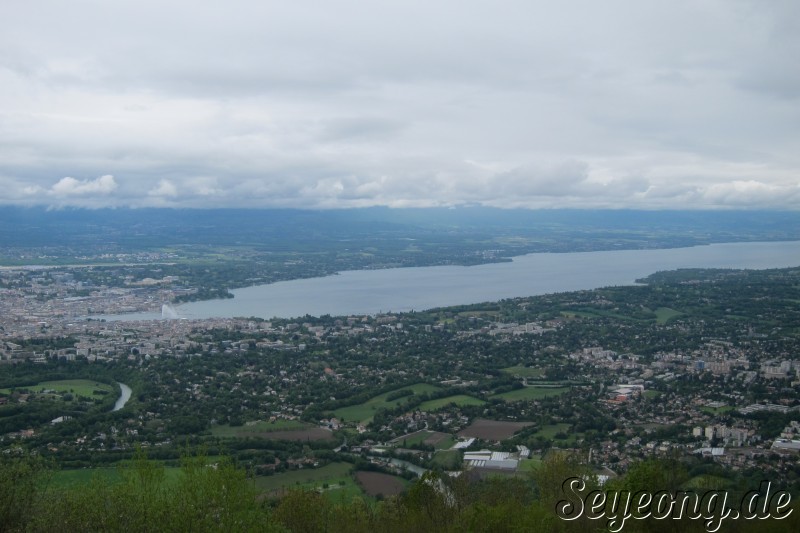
[643,390,662,399]
[254,462,363,502]
[490,386,569,402]
[50,466,183,490]
[701,405,734,415]
[53,461,360,500]
[211,419,310,437]
[50,467,122,489]
[533,423,571,440]
[517,456,543,472]
[334,383,441,424]
[435,434,456,450]
[394,430,433,447]
[392,430,455,450]
[417,395,485,412]
[686,474,733,491]
[560,310,599,319]
[0,379,115,397]
[654,307,683,324]
[431,450,462,470]
[561,309,654,322]
[501,366,544,378]
[563,306,684,324]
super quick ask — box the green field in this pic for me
[431,450,462,470]
[561,309,651,322]
[533,423,571,441]
[254,462,362,502]
[501,366,544,378]
[560,310,599,319]
[334,383,441,424]
[490,386,569,402]
[417,395,485,412]
[50,467,122,489]
[393,430,456,450]
[50,466,183,490]
[211,419,310,437]
[654,307,683,324]
[643,390,662,399]
[0,379,115,398]
[517,456,543,472]
[686,474,733,491]
[435,435,456,450]
[700,405,734,415]
[562,306,684,324]
[395,430,434,447]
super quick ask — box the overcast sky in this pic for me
[1,0,798,210]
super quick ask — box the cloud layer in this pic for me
[1,0,798,209]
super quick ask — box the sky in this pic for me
[1,0,798,210]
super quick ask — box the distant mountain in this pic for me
[0,206,798,251]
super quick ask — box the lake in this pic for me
[100,240,800,321]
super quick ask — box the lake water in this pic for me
[100,241,800,321]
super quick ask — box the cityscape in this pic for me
[3,0,800,530]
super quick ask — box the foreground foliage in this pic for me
[3,451,800,532]
[2,450,281,533]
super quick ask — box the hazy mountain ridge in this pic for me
[2,207,798,249]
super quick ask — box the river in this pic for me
[113,382,132,411]
[97,240,800,321]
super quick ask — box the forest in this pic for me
[3,449,799,532]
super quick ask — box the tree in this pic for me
[0,452,51,532]
[531,450,596,512]
[29,448,282,532]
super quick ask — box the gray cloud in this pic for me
[0,0,798,210]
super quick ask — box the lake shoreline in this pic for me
[92,240,800,322]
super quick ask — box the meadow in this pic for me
[490,386,570,402]
[501,366,544,378]
[333,383,441,424]
[254,462,363,502]
[0,379,115,397]
[417,394,485,412]
[211,419,312,438]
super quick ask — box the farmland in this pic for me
[458,419,534,440]
[355,471,408,498]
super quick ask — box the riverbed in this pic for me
[113,382,132,411]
